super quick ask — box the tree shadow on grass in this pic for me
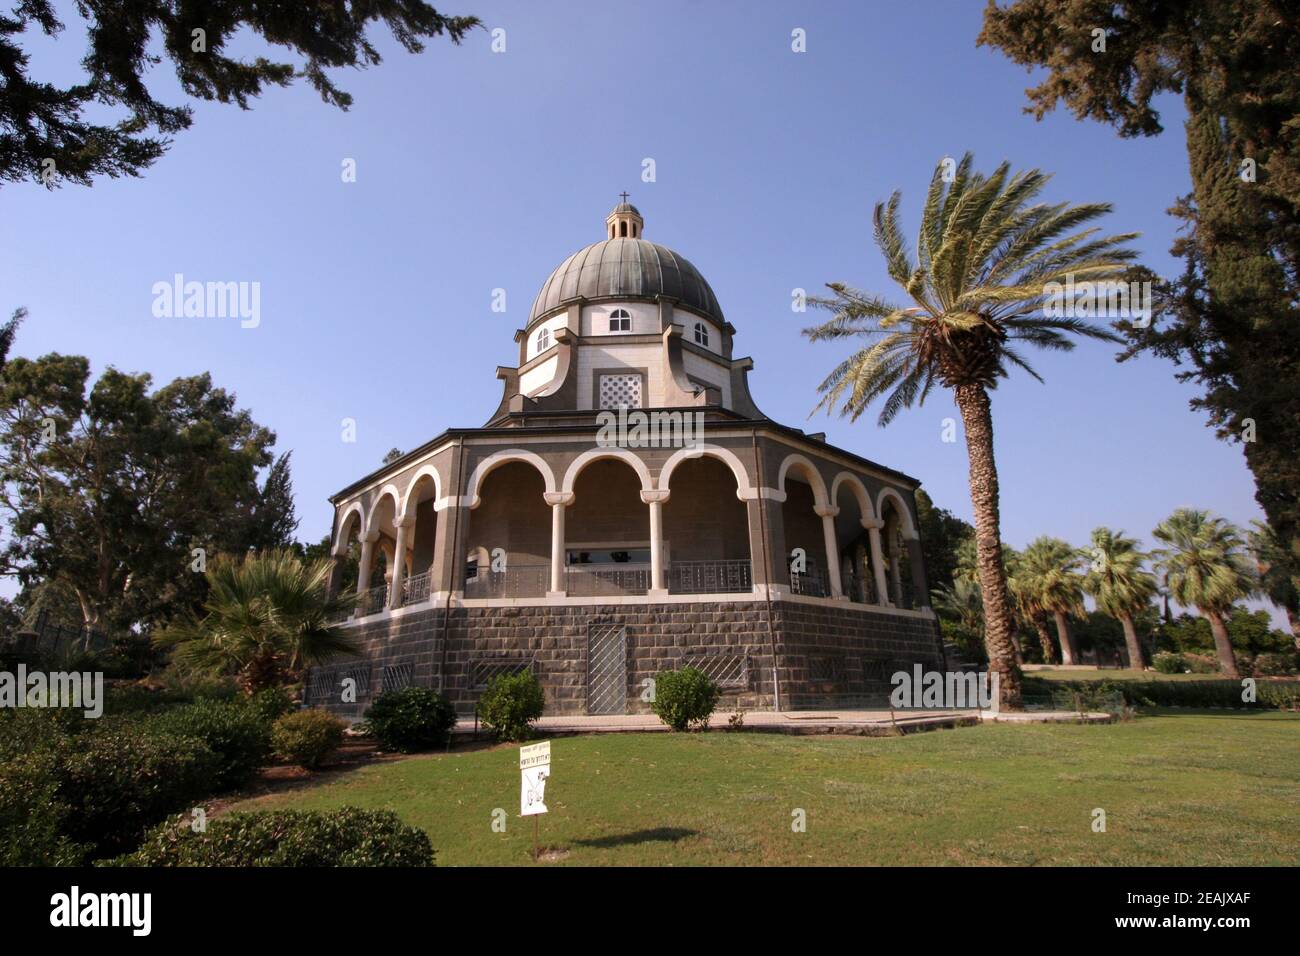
[571,827,697,849]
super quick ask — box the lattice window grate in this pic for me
[382,663,415,692]
[599,373,642,410]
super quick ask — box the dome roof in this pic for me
[529,237,723,325]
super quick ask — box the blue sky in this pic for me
[1,2,1277,621]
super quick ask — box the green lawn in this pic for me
[1025,668,1223,682]
[225,712,1300,866]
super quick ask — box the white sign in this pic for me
[519,741,550,816]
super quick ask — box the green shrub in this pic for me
[151,698,270,790]
[0,707,86,761]
[477,670,545,742]
[248,686,298,724]
[0,753,84,866]
[108,807,434,867]
[362,687,457,752]
[1183,652,1220,674]
[271,709,347,768]
[1253,652,1298,676]
[58,726,219,856]
[1152,651,1185,674]
[651,667,720,731]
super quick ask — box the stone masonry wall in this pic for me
[306,598,944,718]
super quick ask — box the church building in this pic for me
[312,201,944,716]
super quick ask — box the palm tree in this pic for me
[1006,547,1056,664]
[156,548,360,693]
[1246,520,1300,650]
[1018,537,1086,665]
[931,579,988,661]
[1082,527,1157,670]
[1152,509,1257,677]
[804,153,1138,708]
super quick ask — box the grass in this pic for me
[224,711,1300,866]
[1026,668,1225,682]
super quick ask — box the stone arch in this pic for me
[333,501,365,556]
[399,465,442,522]
[657,444,753,499]
[465,449,557,507]
[830,472,876,522]
[561,447,654,496]
[364,485,402,539]
[776,453,829,508]
[876,486,917,538]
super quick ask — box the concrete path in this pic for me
[452,708,1112,738]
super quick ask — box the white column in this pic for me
[863,518,891,607]
[814,504,844,599]
[641,489,671,597]
[355,536,375,616]
[387,520,411,609]
[544,492,573,597]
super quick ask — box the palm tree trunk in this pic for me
[954,383,1021,709]
[1288,608,1300,653]
[1053,611,1077,665]
[1204,609,1240,677]
[1120,612,1144,670]
[1033,616,1057,664]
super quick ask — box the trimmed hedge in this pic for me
[109,808,435,867]
[651,667,721,731]
[363,687,457,752]
[477,670,545,742]
[151,698,271,791]
[1024,676,1300,711]
[271,709,347,768]
[0,752,84,866]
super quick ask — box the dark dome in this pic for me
[529,238,723,325]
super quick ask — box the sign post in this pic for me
[519,741,550,860]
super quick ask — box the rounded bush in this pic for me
[478,670,545,742]
[59,726,219,856]
[651,667,721,732]
[151,698,271,791]
[109,807,435,867]
[363,687,457,752]
[1151,651,1186,674]
[272,709,347,768]
[248,686,298,724]
[0,753,84,866]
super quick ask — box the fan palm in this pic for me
[1082,527,1157,670]
[931,579,986,652]
[1018,537,1086,665]
[1152,509,1257,677]
[156,548,360,693]
[1246,520,1300,650]
[805,153,1138,708]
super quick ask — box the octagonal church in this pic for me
[311,201,944,716]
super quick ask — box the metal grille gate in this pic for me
[586,624,628,715]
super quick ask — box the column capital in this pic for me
[543,491,575,507]
[814,504,840,519]
[861,517,884,531]
[640,489,671,504]
[395,515,415,530]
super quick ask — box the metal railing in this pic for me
[463,565,549,599]
[565,563,649,597]
[401,569,432,607]
[358,584,387,617]
[789,564,828,598]
[668,559,752,594]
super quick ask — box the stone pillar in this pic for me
[815,503,844,599]
[641,489,670,597]
[745,493,787,591]
[387,519,412,609]
[863,518,890,607]
[355,536,375,617]
[905,534,929,608]
[544,491,574,597]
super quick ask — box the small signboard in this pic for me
[519,741,550,817]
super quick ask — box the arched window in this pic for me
[535,328,550,354]
[694,322,709,347]
[609,308,631,332]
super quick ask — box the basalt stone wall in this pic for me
[306,598,944,718]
